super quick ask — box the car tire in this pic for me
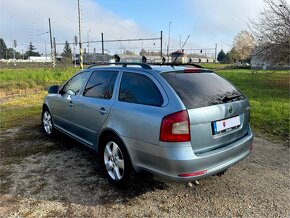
[99,135,133,187]
[42,107,54,137]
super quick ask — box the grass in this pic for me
[0,92,46,129]
[0,67,76,95]
[217,69,289,140]
[200,63,231,69]
[0,67,289,141]
[0,67,76,128]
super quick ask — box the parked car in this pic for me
[42,63,253,186]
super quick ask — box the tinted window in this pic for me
[105,72,118,99]
[162,72,245,109]
[62,71,90,95]
[83,70,117,99]
[119,72,163,106]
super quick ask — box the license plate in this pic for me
[213,116,241,134]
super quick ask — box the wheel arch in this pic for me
[97,128,136,171]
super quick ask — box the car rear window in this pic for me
[162,72,245,109]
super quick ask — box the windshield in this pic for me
[162,72,245,109]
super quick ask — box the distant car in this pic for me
[42,63,253,186]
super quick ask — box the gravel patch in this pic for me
[0,119,289,217]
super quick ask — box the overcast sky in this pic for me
[0,0,265,56]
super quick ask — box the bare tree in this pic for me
[249,0,290,66]
[231,31,255,63]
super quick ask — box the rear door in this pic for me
[162,72,250,153]
[110,70,168,145]
[71,70,119,146]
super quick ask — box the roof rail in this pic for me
[150,62,204,68]
[86,62,152,69]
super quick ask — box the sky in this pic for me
[0,0,265,57]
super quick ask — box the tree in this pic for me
[62,41,72,58]
[0,38,8,59]
[231,31,255,63]
[139,49,147,56]
[25,42,40,57]
[217,49,226,63]
[224,52,233,64]
[249,0,290,66]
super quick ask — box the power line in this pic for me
[55,37,161,45]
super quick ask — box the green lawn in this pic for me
[0,67,289,141]
[0,67,76,95]
[200,63,231,69]
[217,69,289,140]
[0,67,77,128]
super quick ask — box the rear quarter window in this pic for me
[162,72,245,109]
[119,72,164,107]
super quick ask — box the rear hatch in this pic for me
[162,70,250,154]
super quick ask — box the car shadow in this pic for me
[0,118,170,207]
[54,130,170,205]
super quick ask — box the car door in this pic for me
[51,71,91,134]
[70,69,119,147]
[110,71,168,145]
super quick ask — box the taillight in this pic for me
[160,110,191,142]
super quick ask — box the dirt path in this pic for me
[0,117,289,217]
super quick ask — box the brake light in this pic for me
[160,110,191,142]
[184,68,201,73]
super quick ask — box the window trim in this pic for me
[82,69,119,100]
[117,71,166,107]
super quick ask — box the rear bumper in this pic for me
[125,127,253,181]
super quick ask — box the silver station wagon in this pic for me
[42,63,253,186]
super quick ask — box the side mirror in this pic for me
[48,85,59,94]
[66,89,75,96]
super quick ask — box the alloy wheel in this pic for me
[43,111,52,135]
[103,141,125,181]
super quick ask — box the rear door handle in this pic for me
[69,100,74,107]
[99,107,107,115]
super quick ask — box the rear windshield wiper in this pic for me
[222,94,243,103]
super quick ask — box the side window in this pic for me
[83,70,118,99]
[62,71,90,95]
[119,72,163,106]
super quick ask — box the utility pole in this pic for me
[77,0,83,69]
[214,43,217,62]
[101,33,104,55]
[160,31,163,59]
[167,21,172,59]
[48,18,54,68]
[74,36,77,68]
[53,37,56,67]
[13,40,16,66]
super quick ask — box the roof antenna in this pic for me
[172,35,190,66]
